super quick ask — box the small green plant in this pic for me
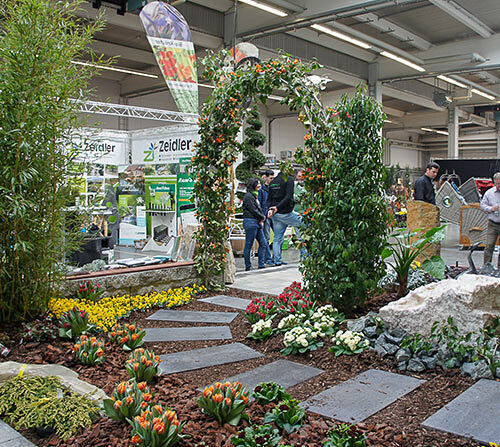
[264,397,306,434]
[247,318,274,341]
[430,317,476,368]
[0,375,98,441]
[76,279,104,301]
[129,404,185,447]
[58,306,93,339]
[329,330,370,356]
[474,318,500,376]
[401,333,432,356]
[252,382,291,406]
[21,312,58,343]
[102,379,152,422]
[198,381,250,426]
[281,326,324,356]
[73,334,105,365]
[232,424,282,446]
[323,423,366,447]
[381,225,447,297]
[125,348,163,383]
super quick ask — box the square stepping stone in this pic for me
[304,369,425,423]
[0,420,24,443]
[422,378,500,444]
[160,343,263,374]
[144,326,232,342]
[147,310,238,324]
[199,295,251,311]
[200,359,323,393]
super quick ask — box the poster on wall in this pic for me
[139,1,198,114]
[132,128,199,164]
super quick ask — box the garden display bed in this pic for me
[1,288,483,447]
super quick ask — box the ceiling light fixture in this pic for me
[380,51,425,72]
[199,82,284,100]
[311,24,371,49]
[471,88,496,101]
[437,75,467,89]
[71,60,158,78]
[421,127,449,136]
[238,0,287,17]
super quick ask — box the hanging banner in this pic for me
[140,2,198,114]
[72,134,128,165]
[131,129,199,164]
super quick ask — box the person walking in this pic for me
[414,162,440,204]
[267,169,306,266]
[480,172,500,268]
[258,169,275,266]
[242,178,267,271]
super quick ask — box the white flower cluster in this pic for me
[252,318,272,334]
[283,325,321,347]
[333,330,368,352]
[310,305,340,331]
[277,314,303,330]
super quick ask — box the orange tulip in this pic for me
[126,396,134,406]
[131,333,139,341]
[143,393,152,402]
[225,398,232,406]
[114,400,122,410]
[117,382,127,395]
[131,434,142,444]
[137,382,147,391]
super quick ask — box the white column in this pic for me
[447,105,459,159]
[368,63,382,104]
[497,122,500,158]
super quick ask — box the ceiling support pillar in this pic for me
[368,62,382,104]
[447,105,459,159]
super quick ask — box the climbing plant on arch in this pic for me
[191,50,388,312]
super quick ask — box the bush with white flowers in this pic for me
[281,325,324,355]
[329,330,370,356]
[247,318,274,341]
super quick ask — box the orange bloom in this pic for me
[110,332,116,337]
[131,333,139,341]
[154,422,165,434]
[212,394,223,404]
[131,434,142,444]
[143,393,152,402]
[133,363,139,371]
[214,382,223,389]
[203,387,212,398]
[241,395,249,404]
[126,396,134,406]
[114,400,122,410]
[154,405,163,413]
[224,381,231,388]
[96,348,104,357]
[72,344,80,352]
[165,410,176,422]
[137,382,147,391]
[146,360,152,367]
[117,382,127,395]
[128,324,135,331]
[140,420,150,429]
[225,398,232,406]
[140,401,148,409]
[141,355,147,363]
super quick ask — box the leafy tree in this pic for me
[0,0,105,320]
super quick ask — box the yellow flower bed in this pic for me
[49,284,206,332]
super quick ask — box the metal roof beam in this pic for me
[428,0,493,38]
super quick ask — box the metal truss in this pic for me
[74,100,199,124]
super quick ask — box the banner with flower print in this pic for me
[140,2,198,114]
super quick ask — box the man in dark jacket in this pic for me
[267,170,305,265]
[414,162,439,205]
[258,170,275,266]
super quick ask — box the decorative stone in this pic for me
[374,344,388,357]
[460,361,493,380]
[383,343,399,356]
[347,318,367,332]
[385,329,407,345]
[224,240,236,284]
[407,358,426,372]
[395,348,411,363]
[407,200,440,263]
[363,326,379,339]
[397,361,408,371]
[379,274,500,337]
[420,355,437,370]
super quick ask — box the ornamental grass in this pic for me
[49,285,206,332]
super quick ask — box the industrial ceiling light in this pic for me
[71,60,158,78]
[238,0,287,17]
[380,51,425,72]
[311,24,371,49]
[437,75,468,89]
[471,88,496,101]
[421,127,449,136]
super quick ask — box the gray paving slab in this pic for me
[2,437,36,447]
[144,326,232,342]
[199,295,252,311]
[422,378,500,444]
[0,420,23,443]
[147,309,238,324]
[303,368,425,423]
[199,359,324,393]
[159,343,263,374]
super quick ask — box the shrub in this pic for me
[323,423,366,447]
[76,280,104,301]
[232,424,282,446]
[102,379,152,422]
[263,398,306,434]
[329,330,369,356]
[125,348,163,383]
[198,381,250,426]
[252,382,291,406]
[73,335,105,365]
[58,306,93,339]
[129,404,185,447]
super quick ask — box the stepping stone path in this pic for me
[0,420,36,446]
[147,309,238,324]
[422,378,500,444]
[144,326,232,342]
[199,295,252,310]
[200,359,323,393]
[303,369,425,423]
[159,343,263,374]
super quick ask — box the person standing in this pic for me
[258,170,275,266]
[242,178,267,271]
[414,162,440,204]
[480,172,500,268]
[267,169,305,266]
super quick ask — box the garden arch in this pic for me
[191,51,387,312]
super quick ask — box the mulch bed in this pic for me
[1,287,484,447]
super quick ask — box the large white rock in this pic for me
[379,274,500,336]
